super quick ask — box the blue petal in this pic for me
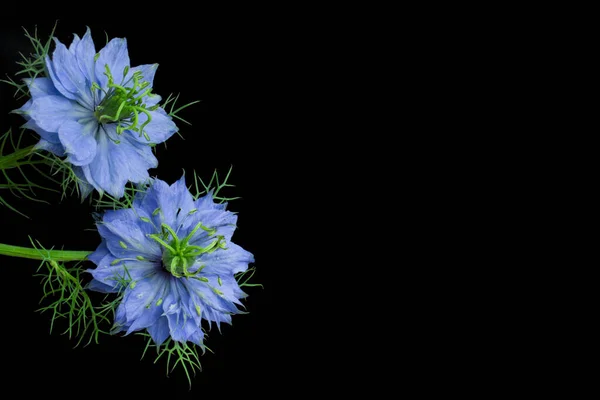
[90,260,159,289]
[184,277,240,316]
[132,178,166,206]
[72,166,94,198]
[74,28,96,84]
[87,279,116,293]
[135,175,196,229]
[48,39,94,108]
[87,248,115,275]
[23,119,61,145]
[122,273,169,334]
[87,232,159,286]
[202,306,233,331]
[131,180,168,224]
[96,215,162,259]
[163,292,181,316]
[86,241,115,270]
[194,192,229,213]
[127,63,158,88]
[24,77,60,98]
[164,301,201,343]
[182,206,238,244]
[87,241,145,292]
[113,304,127,332]
[199,191,228,209]
[45,54,78,101]
[85,124,157,197]
[187,329,206,347]
[68,34,80,54]
[58,119,98,166]
[16,99,32,117]
[88,241,109,265]
[200,242,254,275]
[29,95,91,132]
[34,139,65,157]
[145,94,161,107]
[79,164,100,196]
[126,108,177,145]
[147,316,170,346]
[102,207,156,237]
[169,175,196,219]
[95,37,130,89]
[200,273,245,306]
[186,294,204,327]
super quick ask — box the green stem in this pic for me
[0,243,92,261]
[0,145,36,170]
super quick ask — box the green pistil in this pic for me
[93,64,158,142]
[147,221,225,279]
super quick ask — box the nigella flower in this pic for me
[16,28,178,198]
[86,176,254,347]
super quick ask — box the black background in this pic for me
[0,19,304,395]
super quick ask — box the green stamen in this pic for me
[148,219,223,279]
[147,234,177,253]
[161,223,180,245]
[93,64,156,142]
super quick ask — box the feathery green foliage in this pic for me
[138,332,212,389]
[30,238,122,347]
[1,23,56,98]
[0,129,59,217]
[192,165,240,203]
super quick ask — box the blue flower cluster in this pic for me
[10,27,256,353]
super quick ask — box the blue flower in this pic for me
[17,28,178,198]
[86,176,254,347]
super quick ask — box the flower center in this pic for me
[148,221,226,278]
[93,65,158,142]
